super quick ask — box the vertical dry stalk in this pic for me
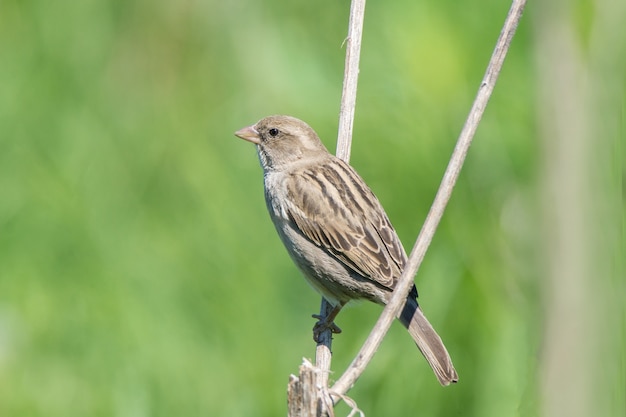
[289,0,366,414]
[336,0,366,161]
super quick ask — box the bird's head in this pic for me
[235,115,329,171]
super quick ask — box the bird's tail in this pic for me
[398,297,458,385]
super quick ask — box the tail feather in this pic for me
[399,297,458,385]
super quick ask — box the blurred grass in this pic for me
[0,0,623,416]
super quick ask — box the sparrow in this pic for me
[235,115,458,385]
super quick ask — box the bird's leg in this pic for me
[312,302,344,342]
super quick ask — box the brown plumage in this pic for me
[235,115,458,385]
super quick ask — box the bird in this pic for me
[235,115,458,385]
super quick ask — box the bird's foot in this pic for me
[312,314,342,342]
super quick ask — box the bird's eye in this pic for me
[268,128,279,137]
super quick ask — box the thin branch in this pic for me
[313,298,335,416]
[336,0,366,162]
[331,0,527,398]
[309,0,366,413]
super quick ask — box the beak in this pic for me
[234,125,261,144]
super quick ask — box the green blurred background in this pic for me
[0,0,623,416]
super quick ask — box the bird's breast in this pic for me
[263,171,291,221]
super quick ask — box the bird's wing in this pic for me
[281,158,406,290]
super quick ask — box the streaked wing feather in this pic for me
[283,159,406,289]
